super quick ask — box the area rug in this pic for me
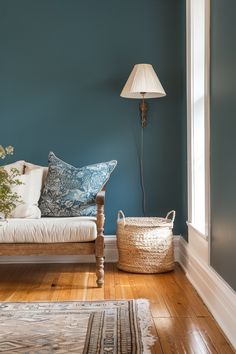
[0,299,155,353]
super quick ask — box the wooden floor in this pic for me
[0,262,234,354]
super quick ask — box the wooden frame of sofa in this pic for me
[0,190,105,288]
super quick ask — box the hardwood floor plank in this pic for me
[195,317,234,354]
[116,270,135,299]
[153,317,212,354]
[69,264,90,301]
[104,263,116,299]
[150,299,171,318]
[151,273,197,318]
[171,264,211,317]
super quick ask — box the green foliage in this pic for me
[0,145,22,218]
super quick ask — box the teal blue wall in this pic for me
[210,0,236,291]
[0,0,186,235]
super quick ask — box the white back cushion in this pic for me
[4,160,25,174]
[11,168,43,219]
[24,162,48,188]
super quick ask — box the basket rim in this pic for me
[117,216,173,228]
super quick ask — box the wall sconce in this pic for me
[120,63,166,128]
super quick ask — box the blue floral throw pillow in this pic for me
[39,152,117,217]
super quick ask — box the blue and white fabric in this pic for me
[39,152,117,217]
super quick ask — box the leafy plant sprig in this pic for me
[0,145,22,218]
[0,145,14,159]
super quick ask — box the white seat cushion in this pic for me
[0,217,97,243]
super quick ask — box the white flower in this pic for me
[0,145,6,159]
[5,145,14,155]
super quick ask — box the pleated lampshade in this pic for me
[120,63,166,99]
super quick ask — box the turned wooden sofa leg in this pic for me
[96,256,104,287]
[95,190,105,288]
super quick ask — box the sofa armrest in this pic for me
[96,190,105,206]
[95,190,105,252]
[95,190,105,287]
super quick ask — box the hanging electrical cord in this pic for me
[139,122,147,216]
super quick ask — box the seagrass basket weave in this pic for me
[116,210,175,273]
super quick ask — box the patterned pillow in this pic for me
[39,152,117,217]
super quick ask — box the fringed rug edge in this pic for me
[136,299,157,354]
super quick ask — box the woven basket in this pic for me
[116,210,175,273]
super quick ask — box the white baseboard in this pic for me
[176,236,236,350]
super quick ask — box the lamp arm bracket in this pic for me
[139,100,148,128]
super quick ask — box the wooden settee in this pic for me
[0,190,105,288]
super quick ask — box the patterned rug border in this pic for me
[0,299,156,354]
